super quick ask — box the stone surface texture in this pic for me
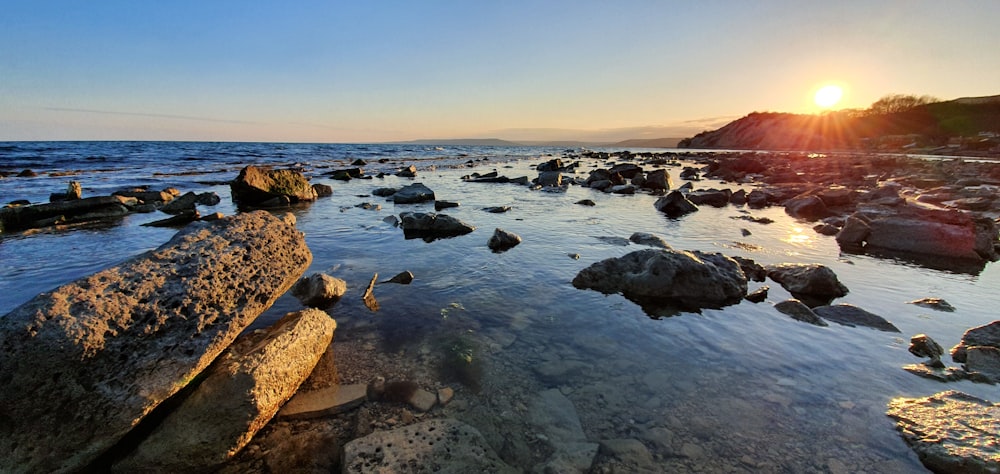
[0,211,312,473]
[887,390,1000,473]
[114,309,336,473]
[230,165,318,206]
[572,248,747,308]
[341,418,517,473]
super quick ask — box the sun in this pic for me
[814,85,843,108]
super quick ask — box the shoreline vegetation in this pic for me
[2,146,1000,470]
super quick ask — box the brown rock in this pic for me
[230,165,318,207]
[0,211,312,473]
[114,309,336,473]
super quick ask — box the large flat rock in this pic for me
[0,210,312,473]
[114,309,336,472]
[887,390,1000,473]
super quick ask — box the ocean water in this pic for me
[2,141,998,472]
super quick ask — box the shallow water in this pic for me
[2,142,998,472]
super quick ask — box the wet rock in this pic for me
[0,195,136,232]
[731,255,766,282]
[747,189,768,208]
[399,212,476,241]
[396,164,418,178]
[537,158,563,171]
[482,205,511,213]
[765,263,849,303]
[643,169,672,190]
[113,189,175,204]
[434,200,460,211]
[576,199,596,206]
[907,297,955,312]
[142,210,200,227]
[887,390,1000,474]
[231,166,317,207]
[909,334,945,368]
[384,271,414,284]
[312,183,333,197]
[17,168,37,177]
[951,321,1000,364]
[654,190,699,218]
[572,248,747,310]
[487,227,522,252]
[392,182,435,204]
[902,364,970,382]
[745,285,769,303]
[0,211,311,473]
[329,168,363,181]
[291,273,347,308]
[610,184,636,195]
[785,195,829,220]
[813,223,840,235]
[965,347,1000,383]
[342,419,517,473]
[354,202,381,211]
[351,158,367,166]
[437,387,454,406]
[813,304,900,332]
[835,215,871,246]
[362,273,379,312]
[687,188,731,207]
[628,232,672,249]
[114,309,336,473]
[160,191,201,214]
[372,187,397,197]
[537,171,562,187]
[49,181,83,202]
[774,299,828,326]
[844,206,1000,262]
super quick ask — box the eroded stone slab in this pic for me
[279,384,368,420]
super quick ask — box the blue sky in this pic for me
[2,1,998,142]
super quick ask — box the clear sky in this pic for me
[2,1,998,143]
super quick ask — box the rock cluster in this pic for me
[0,211,312,473]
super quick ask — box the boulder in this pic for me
[392,182,435,204]
[399,212,476,241]
[384,271,415,284]
[537,171,562,187]
[372,187,397,197]
[765,263,848,302]
[537,158,563,172]
[686,189,731,207]
[863,214,998,262]
[813,304,900,332]
[291,273,348,308]
[730,256,766,282]
[160,191,201,215]
[784,195,829,220]
[396,165,418,178]
[342,419,517,473]
[113,309,336,473]
[487,228,522,252]
[966,347,1000,383]
[0,211,312,473]
[628,232,672,249]
[654,191,698,218]
[745,285,768,303]
[887,390,1000,474]
[609,163,642,179]
[951,320,1000,368]
[572,248,747,310]
[834,215,870,246]
[746,189,768,208]
[312,183,333,197]
[908,334,945,367]
[434,200,460,211]
[774,299,827,326]
[643,169,672,190]
[230,166,318,207]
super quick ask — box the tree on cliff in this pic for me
[866,94,939,115]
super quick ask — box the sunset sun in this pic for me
[814,85,844,108]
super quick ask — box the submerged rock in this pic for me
[887,390,1000,473]
[907,297,956,312]
[572,248,747,312]
[813,304,900,332]
[0,195,135,232]
[774,299,828,327]
[0,211,312,473]
[628,232,672,249]
[908,334,945,368]
[114,309,336,473]
[342,419,517,473]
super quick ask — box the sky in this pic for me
[1,1,998,143]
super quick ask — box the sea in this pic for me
[2,141,998,472]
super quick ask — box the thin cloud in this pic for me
[42,107,259,125]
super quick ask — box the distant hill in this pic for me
[611,137,683,148]
[679,94,1000,152]
[391,138,524,146]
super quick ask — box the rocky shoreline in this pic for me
[1,150,999,472]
